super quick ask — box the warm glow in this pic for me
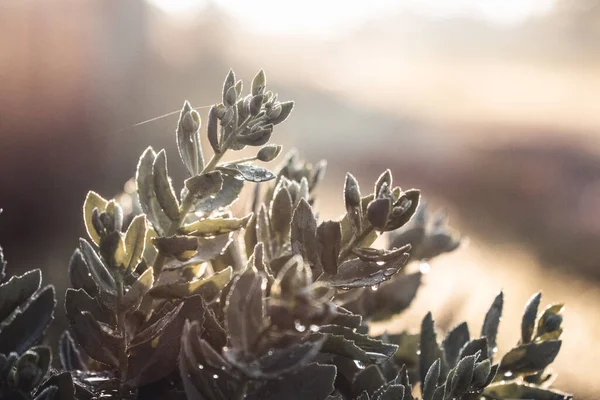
[147,0,555,37]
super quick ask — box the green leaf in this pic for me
[82,191,108,245]
[207,105,220,153]
[319,325,398,362]
[459,337,488,361]
[150,267,232,301]
[0,269,41,322]
[344,173,362,234]
[176,101,203,176]
[291,199,321,271]
[153,150,181,221]
[184,171,223,202]
[270,186,293,240]
[152,235,198,261]
[420,312,443,386]
[69,310,119,368]
[443,322,470,368]
[68,249,97,296]
[225,267,265,355]
[499,340,562,375]
[251,69,266,96]
[481,292,503,359]
[521,292,542,344]
[449,353,477,397]
[268,101,294,125]
[422,359,440,400]
[136,147,171,234]
[123,214,147,272]
[195,172,244,213]
[179,215,252,237]
[0,285,55,355]
[327,254,408,289]
[316,220,342,275]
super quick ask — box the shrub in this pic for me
[0,70,572,400]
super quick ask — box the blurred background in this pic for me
[1,0,599,397]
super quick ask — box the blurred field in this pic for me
[1,0,600,398]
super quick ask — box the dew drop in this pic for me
[376,261,385,266]
[261,279,268,291]
[353,360,366,369]
[88,273,92,277]
[504,371,513,378]
[198,364,204,370]
[493,347,499,354]
[419,261,431,274]
[267,349,274,356]
[370,284,379,291]
[416,350,421,355]
[294,320,306,332]
[309,325,320,332]
[212,374,219,379]
[383,268,397,277]
[222,346,228,352]
[221,366,227,370]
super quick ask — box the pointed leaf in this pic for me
[121,267,154,313]
[59,331,86,371]
[317,221,342,275]
[82,191,108,245]
[481,292,503,358]
[521,292,542,344]
[420,312,443,385]
[328,254,408,289]
[179,215,252,237]
[220,164,276,183]
[0,269,41,322]
[443,322,470,368]
[136,147,170,234]
[68,249,96,296]
[291,199,320,270]
[123,215,147,272]
[484,382,572,400]
[195,172,244,213]
[69,310,119,368]
[153,150,181,221]
[270,186,293,239]
[150,267,232,301]
[422,359,440,400]
[499,340,562,374]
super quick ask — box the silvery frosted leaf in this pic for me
[152,235,198,262]
[195,172,244,213]
[136,147,171,234]
[521,292,542,344]
[481,292,503,359]
[69,310,119,368]
[458,337,488,361]
[384,189,420,232]
[244,213,258,259]
[59,331,86,372]
[129,302,184,348]
[235,125,273,147]
[420,312,443,385]
[291,199,321,271]
[268,101,294,125]
[219,163,276,183]
[374,169,392,198]
[484,382,572,400]
[449,353,477,397]
[471,359,492,389]
[251,69,266,96]
[367,197,392,230]
[153,150,181,221]
[328,254,408,289]
[271,186,293,240]
[352,245,411,263]
[352,364,386,397]
[82,191,108,245]
[207,105,220,153]
[422,359,440,400]
[65,288,115,326]
[319,325,397,363]
[222,70,236,104]
[225,267,264,355]
[443,322,470,369]
[0,285,54,355]
[246,363,335,400]
[224,86,237,108]
[499,340,562,374]
[0,269,41,322]
[176,101,203,177]
[536,304,564,340]
[316,220,342,275]
[184,171,223,202]
[169,234,233,270]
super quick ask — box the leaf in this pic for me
[384,189,421,231]
[247,363,335,400]
[150,267,232,301]
[0,285,55,355]
[121,267,154,313]
[59,331,86,372]
[136,147,170,234]
[367,198,392,230]
[269,101,294,125]
[270,186,293,239]
[68,249,97,296]
[422,359,440,400]
[179,215,252,237]
[207,105,219,153]
[318,325,398,363]
[129,302,184,348]
[481,292,503,359]
[374,169,392,197]
[357,271,421,322]
[69,310,119,368]
[123,215,147,272]
[420,312,443,386]
[291,199,321,270]
[220,164,275,184]
[153,235,198,261]
[176,101,203,176]
[225,267,265,355]
[344,173,362,233]
[471,359,492,389]
[82,191,108,245]
[65,288,115,327]
[317,221,342,275]
[378,385,405,400]
[153,150,181,221]
[79,239,117,297]
[328,255,408,289]
[536,304,564,339]
[521,292,542,344]
[484,382,572,400]
[443,322,470,368]
[185,171,224,202]
[449,354,477,397]
[459,338,488,361]
[499,340,562,374]
[195,172,244,213]
[0,269,41,322]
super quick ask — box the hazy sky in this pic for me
[148,0,555,37]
